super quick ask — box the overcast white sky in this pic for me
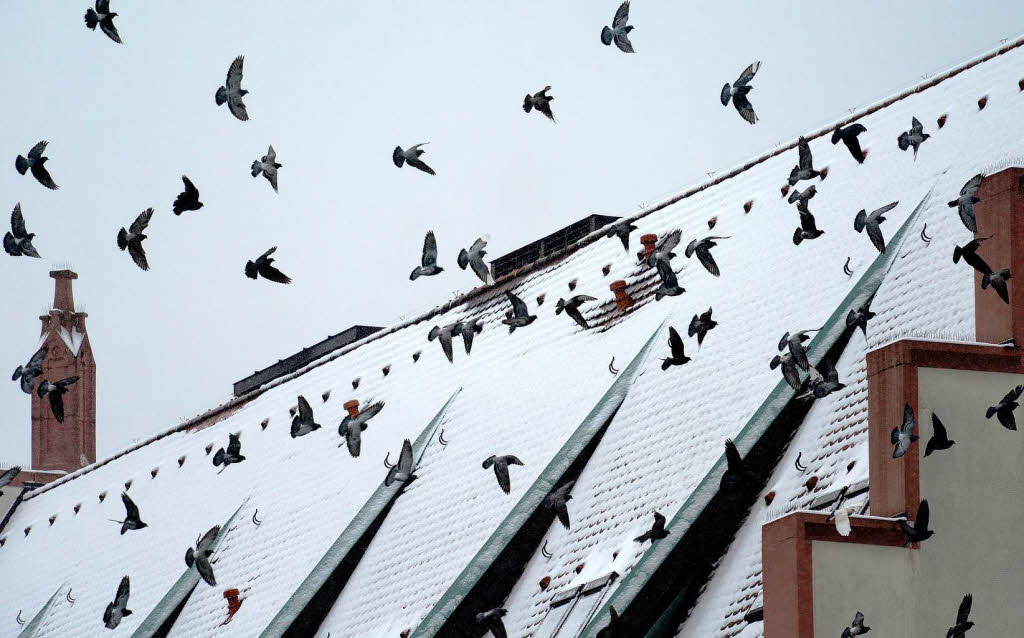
[2,2,1023,462]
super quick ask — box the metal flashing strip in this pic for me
[17,585,65,638]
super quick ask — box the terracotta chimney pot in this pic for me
[223,589,242,624]
[609,280,635,312]
[639,234,658,262]
[343,400,360,417]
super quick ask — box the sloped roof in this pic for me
[1,36,1021,638]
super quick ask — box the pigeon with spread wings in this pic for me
[37,376,79,423]
[685,236,729,276]
[410,230,444,280]
[103,576,132,629]
[173,176,203,215]
[854,201,898,254]
[523,86,556,122]
[393,143,435,175]
[458,237,490,284]
[110,492,147,535]
[720,61,761,124]
[661,326,690,370]
[601,1,635,53]
[831,123,867,163]
[215,56,249,121]
[12,346,46,394]
[251,145,281,192]
[898,116,930,158]
[338,401,385,458]
[483,455,525,494]
[84,0,122,44]
[245,246,292,283]
[788,137,820,185]
[948,174,984,232]
[502,290,537,333]
[117,208,153,271]
[4,203,41,258]
[15,140,59,190]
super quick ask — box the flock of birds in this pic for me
[0,1,1013,635]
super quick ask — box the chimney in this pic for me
[971,167,1024,344]
[343,400,360,417]
[639,234,658,263]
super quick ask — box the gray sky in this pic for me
[2,1,1023,462]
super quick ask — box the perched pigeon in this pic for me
[890,403,918,458]
[15,140,59,190]
[37,376,79,423]
[385,439,417,487]
[338,401,385,458]
[392,143,435,175]
[110,492,147,535]
[788,138,820,185]
[103,576,132,629]
[720,438,750,490]
[946,593,975,638]
[685,236,729,276]
[12,347,46,394]
[245,246,292,284]
[720,61,761,124]
[981,268,1011,304]
[661,326,691,370]
[0,466,21,496]
[793,207,825,245]
[925,413,955,457]
[213,433,245,470]
[523,86,556,122]
[688,307,717,347]
[897,116,930,159]
[410,230,443,280]
[831,123,867,163]
[634,511,669,543]
[458,237,490,284]
[854,201,899,254]
[84,0,122,44]
[117,208,153,271]
[605,220,637,252]
[461,317,483,354]
[771,351,801,390]
[215,56,249,121]
[251,145,281,192]
[840,611,871,638]
[4,203,41,258]
[172,176,203,215]
[787,185,816,207]
[543,480,575,529]
[476,608,508,638]
[647,229,682,267]
[778,329,815,371]
[556,295,596,329]
[898,499,934,546]
[601,1,635,53]
[185,525,219,586]
[483,454,525,494]
[503,290,537,333]
[985,384,1022,430]
[953,237,993,276]
[290,395,321,438]
[846,302,876,338]
[596,607,624,638]
[948,174,984,232]
[428,322,463,363]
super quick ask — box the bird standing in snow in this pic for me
[634,511,669,543]
[15,140,59,190]
[831,123,867,163]
[251,145,281,192]
[483,454,525,494]
[601,1,635,53]
[458,237,490,284]
[897,116,930,159]
[393,143,435,175]
[948,174,984,232]
[290,395,322,438]
[410,231,444,280]
[84,1,122,44]
[854,201,899,254]
[925,413,955,457]
[245,246,292,284]
[476,608,509,638]
[981,268,1011,304]
[840,611,871,637]
[215,56,249,121]
[544,480,575,529]
[385,439,417,487]
[117,208,153,271]
[37,376,79,423]
[428,322,463,363]
[110,492,147,535]
[4,203,41,258]
[103,576,132,629]
[846,302,875,338]
[985,384,1022,430]
[953,237,993,276]
[771,351,801,391]
[556,295,596,329]
[213,433,245,471]
[461,317,484,354]
[688,308,717,347]
[523,86,556,122]
[793,207,825,245]
[946,594,975,638]
[185,525,220,586]
[502,290,537,333]
[899,499,934,546]
[338,401,385,457]
[172,176,203,215]
[12,347,46,394]
[890,403,918,458]
[605,220,638,253]
[685,236,729,276]
[720,61,761,124]
[661,326,691,370]
[788,138,820,185]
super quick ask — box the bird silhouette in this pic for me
[543,480,575,529]
[841,611,871,637]
[290,395,321,437]
[338,401,385,457]
[898,499,934,546]
[953,237,993,276]
[556,295,596,329]
[385,439,417,487]
[891,403,918,458]
[688,308,717,347]
[245,246,292,284]
[523,86,556,122]
[428,322,463,363]
[117,208,153,271]
[601,1,635,53]
[185,526,220,586]
[84,0,122,44]
[215,56,249,121]
[16,140,59,190]
[213,433,245,470]
[831,123,867,163]
[720,61,761,124]
[854,201,899,254]
[109,492,147,535]
[946,593,975,638]
[4,203,41,258]
[685,236,729,276]
[634,511,669,543]
[981,268,1011,304]
[605,220,638,253]
[476,608,508,638]
[661,326,691,370]
[948,174,984,232]
[985,384,1022,430]
[483,455,525,494]
[410,230,444,280]
[503,291,537,333]
[458,237,490,284]
[37,376,80,423]
[653,258,684,300]
[393,143,435,175]
[103,576,132,629]
[251,145,281,192]
[924,413,955,457]
[898,116,930,159]
[172,176,203,215]
[788,137,820,185]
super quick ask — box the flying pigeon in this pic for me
[854,201,899,254]
[601,1,635,53]
[215,56,249,121]
[410,230,443,280]
[461,317,483,354]
[385,439,417,487]
[840,611,871,638]
[103,576,132,629]
[802,362,845,399]
[661,326,691,370]
[948,174,984,232]
[720,438,750,490]
[596,607,624,638]
[898,116,930,159]
[0,466,21,496]
[981,268,1011,304]
[634,511,669,543]
[15,140,59,190]
[688,307,717,347]
[890,403,918,458]
[543,480,575,529]
[251,145,281,192]
[110,492,147,535]
[117,208,153,271]
[185,525,220,586]
[720,61,761,124]
[523,86,555,122]
[4,203,41,258]
[985,384,1022,430]
[245,246,292,284]
[338,401,385,457]
[685,236,729,276]
[778,329,815,371]
[605,220,637,252]
[831,123,867,163]
[646,229,681,267]
[37,376,79,423]
[458,237,490,284]
[12,347,46,394]
[393,143,435,175]
[84,1,122,43]
[787,185,816,208]
[556,295,596,329]
[428,322,463,363]
[290,395,321,438]
[213,433,245,470]
[476,608,508,638]
[846,302,876,338]
[898,498,934,546]
[946,593,975,638]
[770,351,801,390]
[172,176,203,215]
[788,137,820,186]
[925,413,955,457]
[503,290,537,333]
[953,237,993,276]
[483,454,525,494]
[792,207,825,245]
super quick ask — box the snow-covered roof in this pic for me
[2,35,1022,638]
